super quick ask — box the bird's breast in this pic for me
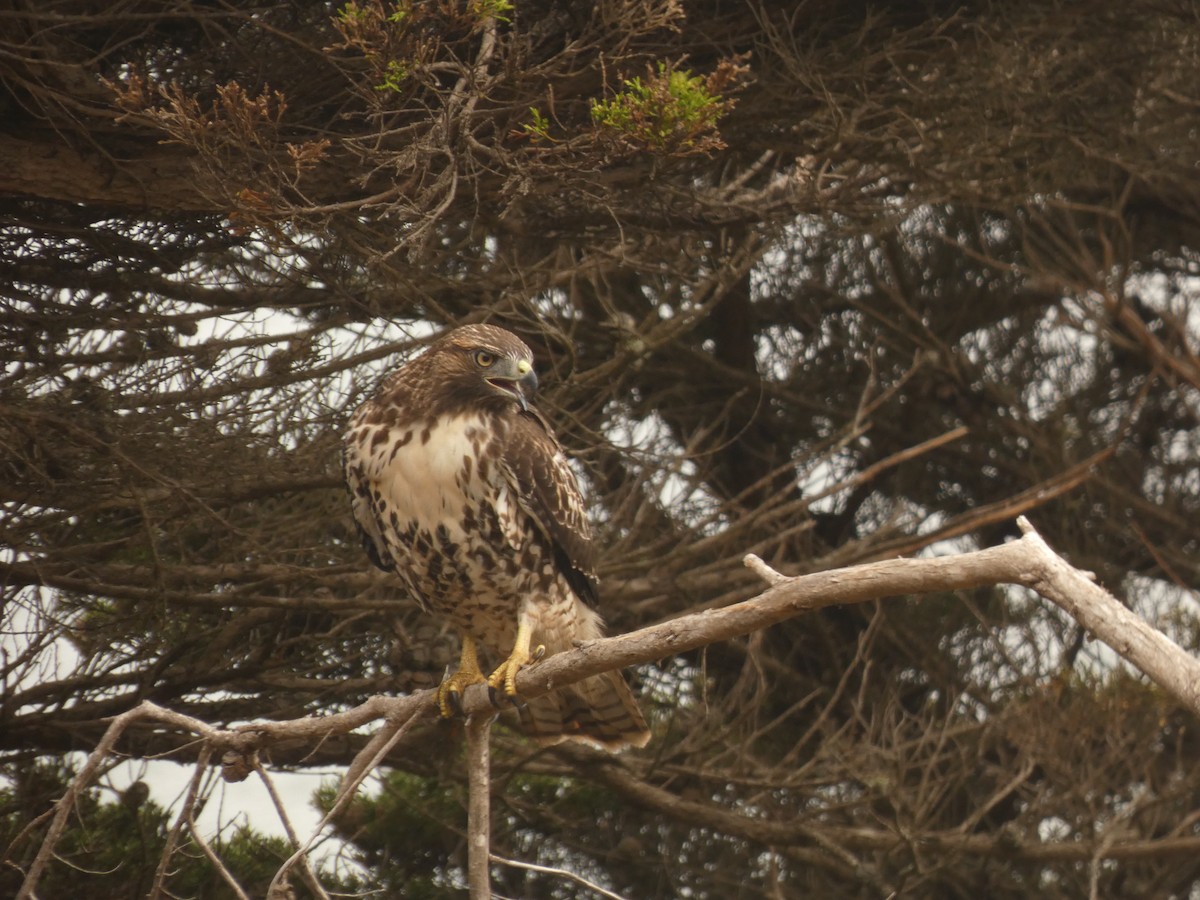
[368,413,524,580]
[351,410,560,631]
[376,412,499,533]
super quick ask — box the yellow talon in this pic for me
[437,634,487,718]
[486,619,543,700]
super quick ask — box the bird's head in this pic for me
[430,324,539,413]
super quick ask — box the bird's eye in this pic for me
[474,349,496,368]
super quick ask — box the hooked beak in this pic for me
[487,358,538,411]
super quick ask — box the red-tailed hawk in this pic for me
[342,324,650,750]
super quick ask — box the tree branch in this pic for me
[465,713,494,900]
[450,516,1200,720]
[0,133,213,213]
[18,517,1200,899]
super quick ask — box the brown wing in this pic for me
[500,408,599,607]
[343,396,403,578]
[342,443,395,573]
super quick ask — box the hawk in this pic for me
[342,324,650,750]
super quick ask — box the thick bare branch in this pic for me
[18,517,1200,899]
[454,517,1200,720]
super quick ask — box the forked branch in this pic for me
[16,517,1200,899]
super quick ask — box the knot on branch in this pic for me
[217,731,262,782]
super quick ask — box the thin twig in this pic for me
[185,804,251,900]
[320,701,422,827]
[149,744,214,900]
[268,701,425,897]
[16,702,150,900]
[255,760,331,900]
[490,852,632,900]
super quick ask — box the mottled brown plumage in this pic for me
[342,324,650,749]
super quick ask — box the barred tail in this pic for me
[520,670,650,750]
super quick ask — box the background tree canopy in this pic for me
[3,0,1200,897]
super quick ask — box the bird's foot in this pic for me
[437,634,488,718]
[437,667,487,718]
[486,642,546,707]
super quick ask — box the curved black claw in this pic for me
[487,684,527,711]
[446,687,466,718]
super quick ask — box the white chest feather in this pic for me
[373,413,506,536]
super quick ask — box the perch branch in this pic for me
[449,516,1200,720]
[18,517,1200,900]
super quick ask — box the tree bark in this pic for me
[466,714,494,900]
